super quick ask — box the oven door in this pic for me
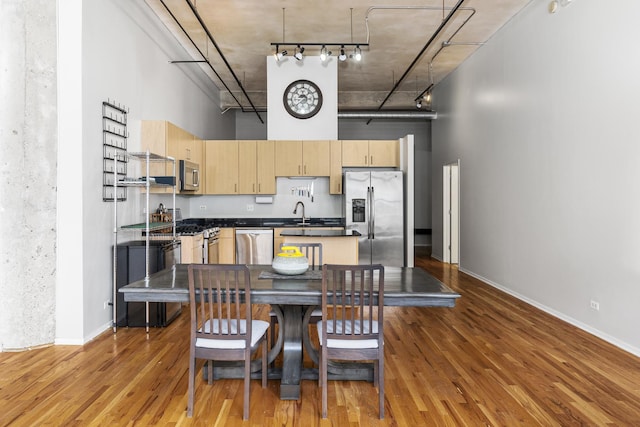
[207,236,220,264]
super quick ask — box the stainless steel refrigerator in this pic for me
[344,170,404,267]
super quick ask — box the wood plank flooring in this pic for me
[2,248,640,425]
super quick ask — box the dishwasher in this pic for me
[235,228,273,264]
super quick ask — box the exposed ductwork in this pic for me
[338,110,437,120]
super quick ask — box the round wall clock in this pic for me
[283,79,323,119]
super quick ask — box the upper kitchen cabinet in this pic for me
[274,140,330,177]
[140,121,174,194]
[205,140,238,194]
[330,140,342,194]
[141,120,203,194]
[205,140,275,195]
[341,140,399,167]
[238,140,276,194]
[256,140,276,194]
[167,125,204,195]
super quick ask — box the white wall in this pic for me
[56,0,233,344]
[432,0,640,355]
[267,56,338,140]
[181,177,342,219]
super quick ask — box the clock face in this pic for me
[283,80,323,119]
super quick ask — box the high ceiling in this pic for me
[145,0,532,113]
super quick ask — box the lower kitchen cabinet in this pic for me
[178,234,204,264]
[218,228,235,264]
[273,227,344,264]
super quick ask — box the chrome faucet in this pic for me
[293,201,308,224]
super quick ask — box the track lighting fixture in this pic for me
[270,42,366,62]
[338,46,347,61]
[416,100,422,109]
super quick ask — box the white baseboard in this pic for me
[54,321,112,346]
[459,266,640,358]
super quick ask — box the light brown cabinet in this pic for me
[206,140,275,195]
[329,140,342,194]
[167,125,204,195]
[238,140,257,194]
[274,140,331,177]
[141,120,203,194]
[218,228,235,264]
[238,140,276,194]
[341,139,399,167]
[273,227,344,257]
[274,227,358,264]
[179,234,204,264]
[205,140,239,194]
[140,121,173,194]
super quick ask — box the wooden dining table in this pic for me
[120,264,460,400]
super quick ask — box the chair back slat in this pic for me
[321,264,384,342]
[188,264,252,344]
[280,242,323,269]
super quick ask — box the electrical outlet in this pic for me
[143,207,147,214]
[199,205,207,210]
[246,204,254,212]
[590,300,600,311]
[104,301,110,310]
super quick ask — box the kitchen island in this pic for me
[278,228,360,264]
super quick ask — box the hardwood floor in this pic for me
[2,249,640,425]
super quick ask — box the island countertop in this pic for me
[279,229,361,237]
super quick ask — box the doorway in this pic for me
[442,161,460,264]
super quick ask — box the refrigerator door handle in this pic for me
[367,186,372,239]
[370,186,375,239]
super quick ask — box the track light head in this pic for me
[353,45,362,61]
[320,45,330,61]
[338,46,347,61]
[294,45,304,60]
[416,100,422,109]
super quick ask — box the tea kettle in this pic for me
[272,246,309,275]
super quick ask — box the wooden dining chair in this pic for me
[317,264,385,419]
[187,264,269,420]
[269,242,323,348]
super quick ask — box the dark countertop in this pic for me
[179,217,345,228]
[279,229,361,237]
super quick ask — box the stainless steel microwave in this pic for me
[179,160,200,191]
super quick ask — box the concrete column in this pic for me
[0,0,58,350]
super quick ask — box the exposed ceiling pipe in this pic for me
[369,0,466,123]
[364,5,476,45]
[183,0,264,124]
[221,107,437,120]
[159,0,245,111]
[340,110,437,120]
